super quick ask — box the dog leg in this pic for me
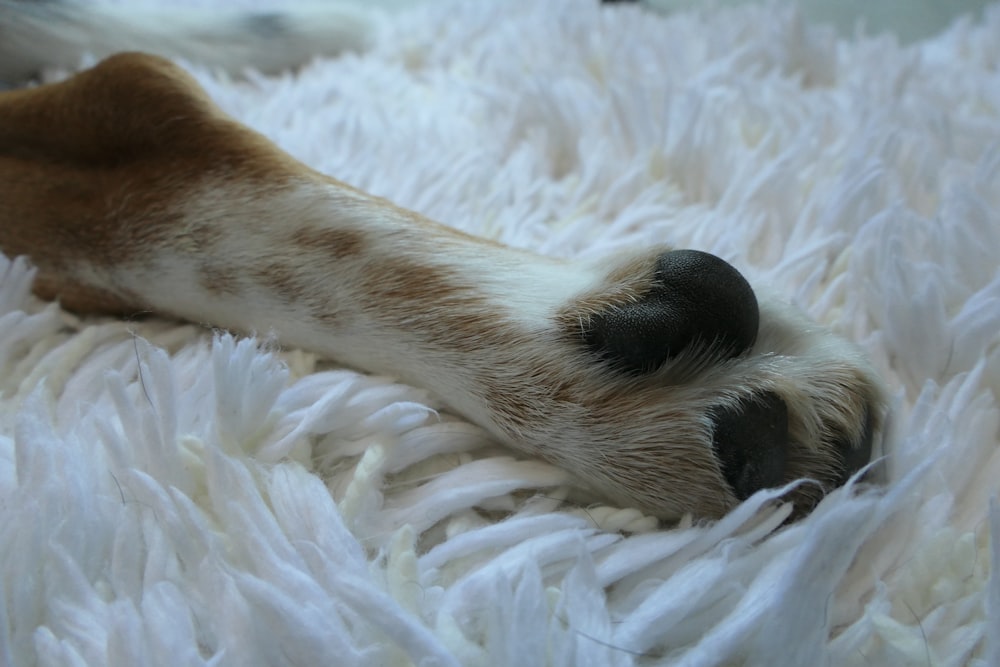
[0,54,884,519]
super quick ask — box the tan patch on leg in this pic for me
[254,262,308,302]
[33,272,145,315]
[291,228,365,260]
[199,265,242,296]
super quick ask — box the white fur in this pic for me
[2,0,999,665]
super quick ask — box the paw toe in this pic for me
[832,403,879,486]
[710,391,789,501]
[583,250,759,373]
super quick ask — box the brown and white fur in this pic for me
[0,7,885,521]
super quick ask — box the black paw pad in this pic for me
[710,391,789,501]
[582,250,759,374]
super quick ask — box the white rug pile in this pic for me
[3,1,1000,665]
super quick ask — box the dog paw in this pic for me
[504,247,887,520]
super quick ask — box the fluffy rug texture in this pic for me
[3,1,1000,665]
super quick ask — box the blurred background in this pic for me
[640,0,994,43]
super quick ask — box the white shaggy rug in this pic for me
[3,1,1000,665]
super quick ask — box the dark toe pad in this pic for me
[710,391,789,501]
[582,250,759,373]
